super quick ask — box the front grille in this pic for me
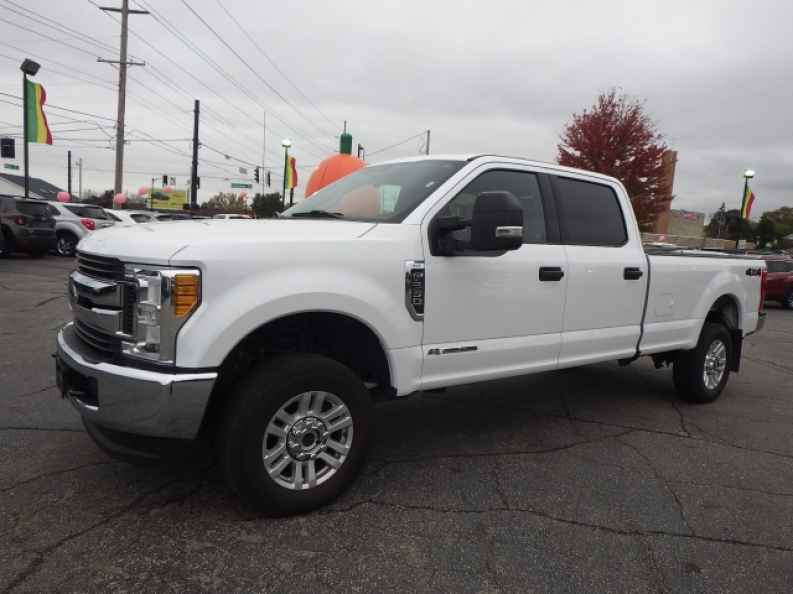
[77,251,125,281]
[74,320,121,358]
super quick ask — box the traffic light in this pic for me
[266,170,271,187]
[1,138,15,159]
[162,174,168,186]
[254,166,260,183]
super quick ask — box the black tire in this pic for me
[56,232,78,257]
[783,289,793,310]
[219,353,373,516]
[673,322,732,404]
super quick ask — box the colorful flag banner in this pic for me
[740,184,755,219]
[287,156,298,190]
[25,80,52,145]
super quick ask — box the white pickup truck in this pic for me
[56,155,766,515]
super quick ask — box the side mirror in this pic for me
[470,191,523,251]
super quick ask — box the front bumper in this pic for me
[55,322,217,440]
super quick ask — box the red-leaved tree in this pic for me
[557,89,670,229]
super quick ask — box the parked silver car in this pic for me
[46,202,115,256]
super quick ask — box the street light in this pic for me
[20,59,40,76]
[736,169,755,250]
[281,139,291,208]
[20,58,41,198]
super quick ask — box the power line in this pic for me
[213,0,338,132]
[0,93,117,122]
[132,0,329,159]
[368,131,429,157]
[0,1,123,57]
[176,0,337,149]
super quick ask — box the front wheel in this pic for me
[219,354,373,516]
[673,322,732,404]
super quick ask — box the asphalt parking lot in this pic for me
[2,255,792,593]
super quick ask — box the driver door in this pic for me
[420,166,567,389]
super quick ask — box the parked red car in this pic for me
[764,257,793,309]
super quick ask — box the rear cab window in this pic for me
[553,176,628,246]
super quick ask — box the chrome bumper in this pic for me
[55,323,217,439]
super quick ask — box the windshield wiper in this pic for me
[288,210,345,219]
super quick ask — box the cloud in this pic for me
[0,0,789,217]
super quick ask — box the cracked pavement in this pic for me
[2,255,792,592]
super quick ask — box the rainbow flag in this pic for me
[740,184,756,219]
[286,156,298,190]
[25,80,52,144]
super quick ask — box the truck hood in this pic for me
[77,219,377,263]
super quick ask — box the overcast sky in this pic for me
[0,0,790,217]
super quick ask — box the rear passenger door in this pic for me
[551,175,648,367]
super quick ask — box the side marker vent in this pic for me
[405,261,425,321]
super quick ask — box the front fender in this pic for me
[175,265,420,368]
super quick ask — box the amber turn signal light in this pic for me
[173,274,199,317]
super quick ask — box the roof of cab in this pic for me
[371,153,621,185]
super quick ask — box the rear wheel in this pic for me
[673,322,732,403]
[783,289,793,310]
[219,354,373,516]
[56,232,78,257]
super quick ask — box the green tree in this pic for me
[756,215,776,249]
[251,192,284,218]
[706,203,728,238]
[757,207,793,249]
[81,189,114,207]
[203,192,248,211]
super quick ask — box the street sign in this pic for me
[3,163,19,170]
[231,182,253,189]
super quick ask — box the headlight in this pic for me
[122,265,201,364]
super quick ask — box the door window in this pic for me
[437,169,547,245]
[554,177,627,246]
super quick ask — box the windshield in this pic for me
[282,160,465,222]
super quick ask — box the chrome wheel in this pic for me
[703,339,727,390]
[262,391,353,491]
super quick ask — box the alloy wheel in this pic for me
[262,391,353,490]
[703,339,727,390]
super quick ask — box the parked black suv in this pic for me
[0,195,56,257]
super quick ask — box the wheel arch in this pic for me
[198,310,394,440]
[704,294,743,372]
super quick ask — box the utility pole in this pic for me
[261,111,266,194]
[190,99,199,208]
[67,150,72,196]
[97,0,148,201]
[78,158,83,200]
[425,129,431,155]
